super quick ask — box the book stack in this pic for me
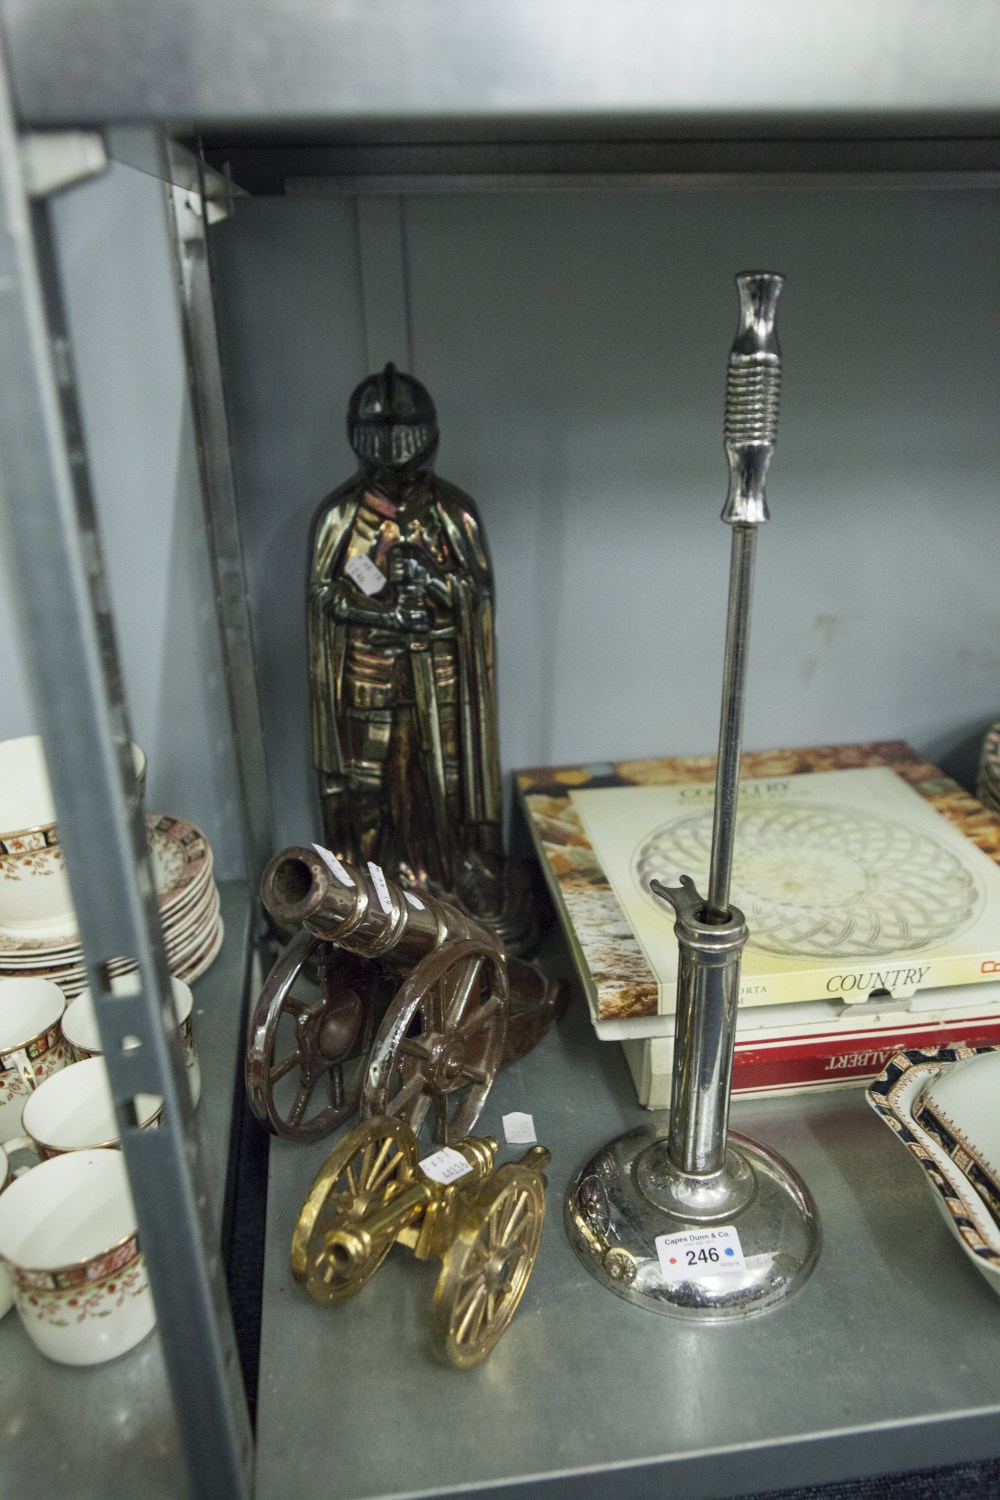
[517,742,1000,1102]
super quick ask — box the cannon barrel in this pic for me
[261,845,501,968]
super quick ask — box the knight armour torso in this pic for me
[341,487,459,706]
[342,488,452,603]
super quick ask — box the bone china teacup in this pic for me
[0,1142,21,1320]
[0,1138,37,1319]
[0,1147,156,1365]
[21,1055,161,1157]
[0,978,73,1143]
[66,973,201,1107]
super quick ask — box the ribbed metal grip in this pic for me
[722,271,783,526]
[724,358,780,447]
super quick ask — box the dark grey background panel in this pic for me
[209,193,366,852]
[208,184,1000,856]
[3,0,1000,133]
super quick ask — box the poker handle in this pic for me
[721,271,783,527]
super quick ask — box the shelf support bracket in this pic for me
[19,129,107,198]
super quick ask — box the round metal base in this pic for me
[565,1127,820,1320]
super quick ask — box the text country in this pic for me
[824,966,929,994]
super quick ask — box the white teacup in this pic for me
[0,978,73,1143]
[0,1147,156,1365]
[0,1138,39,1319]
[0,736,146,938]
[66,974,201,1107]
[0,1143,21,1320]
[21,1056,161,1157]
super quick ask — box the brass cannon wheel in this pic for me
[245,930,382,1141]
[291,1115,418,1305]
[362,937,508,1145]
[432,1159,547,1368]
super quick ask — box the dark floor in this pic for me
[744,1458,1000,1500]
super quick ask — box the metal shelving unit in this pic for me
[0,5,998,1498]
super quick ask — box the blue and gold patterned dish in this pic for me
[867,1046,1000,1299]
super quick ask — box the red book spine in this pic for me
[732,1015,1000,1093]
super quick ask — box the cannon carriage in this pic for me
[245,846,564,1144]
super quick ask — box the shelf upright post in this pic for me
[161,137,275,896]
[0,45,253,1500]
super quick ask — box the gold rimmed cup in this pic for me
[0,1141,20,1320]
[66,973,201,1107]
[0,978,73,1144]
[0,1147,156,1364]
[20,1055,161,1158]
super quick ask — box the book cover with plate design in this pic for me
[516,742,1000,1040]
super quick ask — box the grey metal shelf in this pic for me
[3,0,1000,142]
[256,945,1000,1500]
[0,880,252,1500]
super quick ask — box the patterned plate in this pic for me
[0,876,218,973]
[1,911,225,1001]
[164,880,220,947]
[175,915,225,986]
[149,813,214,916]
[1,954,135,999]
[0,813,213,962]
[0,891,219,988]
[867,1047,1000,1297]
[165,891,221,963]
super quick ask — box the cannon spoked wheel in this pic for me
[291,1116,418,1305]
[362,937,508,1146]
[245,929,379,1141]
[432,1161,547,1368]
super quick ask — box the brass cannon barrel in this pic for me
[261,845,501,968]
[320,1134,502,1283]
[310,1136,551,1293]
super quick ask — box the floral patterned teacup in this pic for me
[0,1143,18,1319]
[21,1056,161,1157]
[0,1147,156,1364]
[0,1137,38,1318]
[66,974,201,1107]
[0,735,146,937]
[0,978,73,1143]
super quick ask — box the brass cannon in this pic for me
[292,1115,551,1368]
[245,846,564,1144]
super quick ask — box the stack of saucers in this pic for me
[0,812,223,1000]
[977,721,1000,817]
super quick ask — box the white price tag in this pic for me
[502,1111,537,1144]
[655,1225,746,1282]
[311,843,354,887]
[367,861,393,915]
[419,1147,473,1185]
[403,890,425,911]
[344,554,387,596]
